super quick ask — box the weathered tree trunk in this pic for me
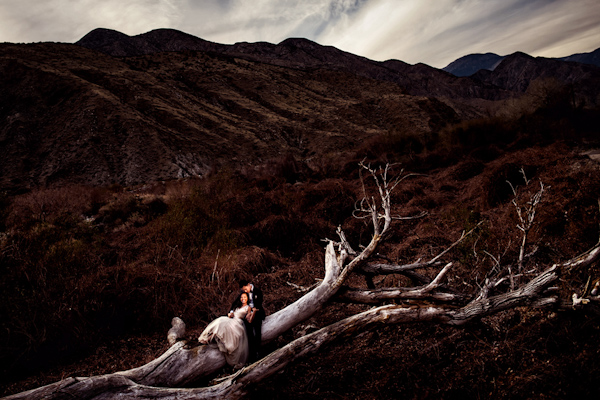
[4,164,398,400]
[5,264,565,400]
[2,241,351,399]
[125,241,346,387]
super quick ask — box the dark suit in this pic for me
[246,284,265,360]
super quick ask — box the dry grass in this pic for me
[2,106,600,397]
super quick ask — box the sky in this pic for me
[1,0,599,68]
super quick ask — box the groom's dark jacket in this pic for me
[250,285,265,322]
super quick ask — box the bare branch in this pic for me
[511,177,546,276]
[338,263,466,304]
[359,221,482,278]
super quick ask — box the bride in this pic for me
[198,291,256,367]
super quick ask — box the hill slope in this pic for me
[0,41,457,192]
[2,29,600,194]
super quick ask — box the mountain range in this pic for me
[1,28,599,193]
[443,47,600,77]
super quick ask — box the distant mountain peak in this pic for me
[278,37,319,47]
[77,28,131,45]
[444,47,600,77]
[443,52,504,77]
[75,28,223,56]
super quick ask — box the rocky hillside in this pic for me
[0,41,457,192]
[472,51,600,96]
[2,28,599,195]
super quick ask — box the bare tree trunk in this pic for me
[8,238,599,400]
[2,241,354,399]
[123,241,345,387]
[6,263,564,400]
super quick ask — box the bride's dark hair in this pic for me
[231,291,249,310]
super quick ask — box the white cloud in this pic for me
[319,0,600,67]
[0,0,183,43]
[1,0,599,67]
[179,0,372,44]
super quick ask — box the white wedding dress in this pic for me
[198,305,250,366]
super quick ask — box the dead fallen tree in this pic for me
[5,164,600,400]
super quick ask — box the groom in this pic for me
[239,279,265,361]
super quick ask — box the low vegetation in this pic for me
[2,90,600,398]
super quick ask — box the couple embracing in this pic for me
[198,279,265,367]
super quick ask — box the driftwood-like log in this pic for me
[6,263,565,400]
[4,226,390,399]
[338,286,464,304]
[8,242,600,399]
[5,164,399,400]
[359,222,482,283]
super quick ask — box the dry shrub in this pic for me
[241,153,303,185]
[297,178,357,226]
[0,192,10,231]
[151,180,232,251]
[0,184,176,382]
[96,194,138,225]
[443,117,517,150]
[229,246,279,277]
[304,154,348,179]
[451,160,485,181]
[392,176,429,205]
[355,129,432,165]
[161,178,203,202]
[96,193,167,228]
[483,163,538,207]
[247,214,310,258]
[7,185,103,227]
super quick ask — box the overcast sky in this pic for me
[1,0,599,68]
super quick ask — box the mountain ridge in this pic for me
[444,47,600,77]
[1,28,599,193]
[74,28,519,103]
[76,28,600,101]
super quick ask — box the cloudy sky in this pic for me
[1,0,599,68]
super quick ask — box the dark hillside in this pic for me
[4,31,600,194]
[444,47,600,77]
[473,52,600,103]
[0,42,457,192]
[75,29,515,102]
[560,46,600,67]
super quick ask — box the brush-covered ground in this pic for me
[1,104,600,399]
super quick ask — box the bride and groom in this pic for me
[198,279,265,366]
